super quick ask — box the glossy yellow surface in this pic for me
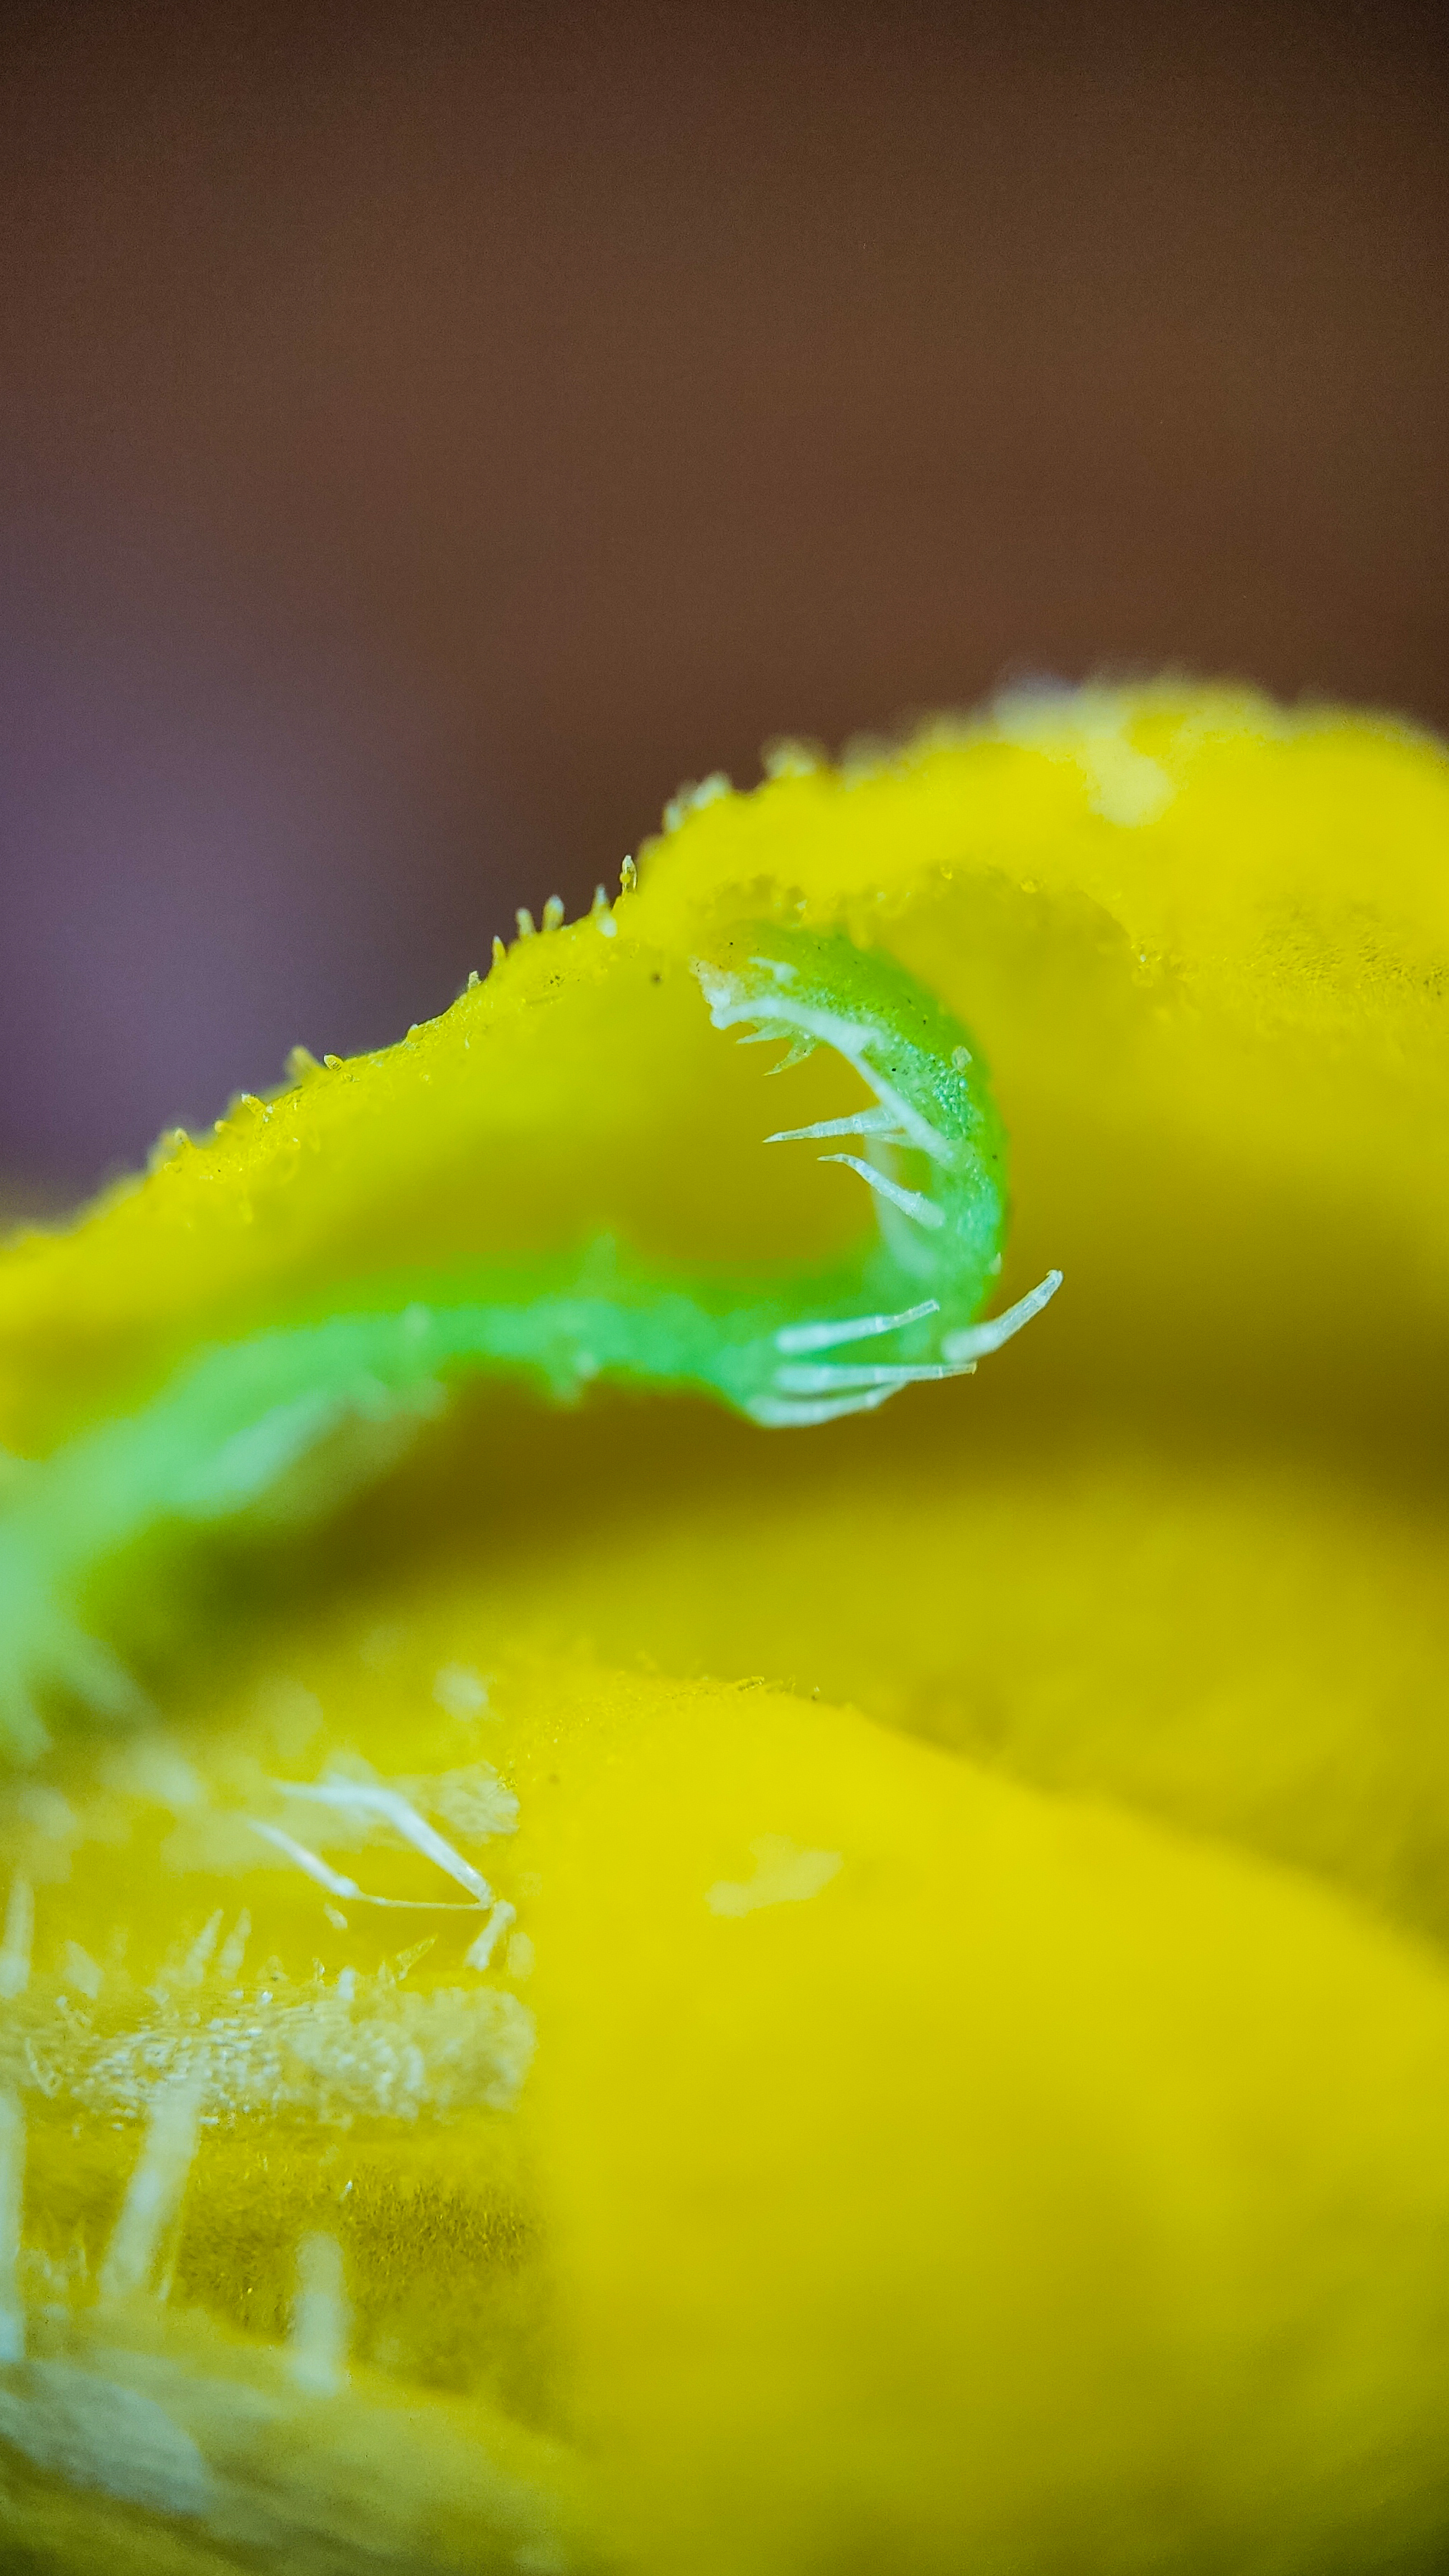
[3,686,1449,2572]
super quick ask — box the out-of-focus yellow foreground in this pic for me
[3,686,1449,2573]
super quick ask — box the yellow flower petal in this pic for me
[2,685,1448,2572]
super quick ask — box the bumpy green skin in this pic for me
[0,928,1058,1753]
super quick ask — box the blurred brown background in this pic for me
[1,0,1446,1194]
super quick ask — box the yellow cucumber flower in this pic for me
[1,681,1448,2573]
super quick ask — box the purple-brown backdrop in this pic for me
[2,0,1445,1190]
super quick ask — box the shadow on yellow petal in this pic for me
[519,1666,1449,2576]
